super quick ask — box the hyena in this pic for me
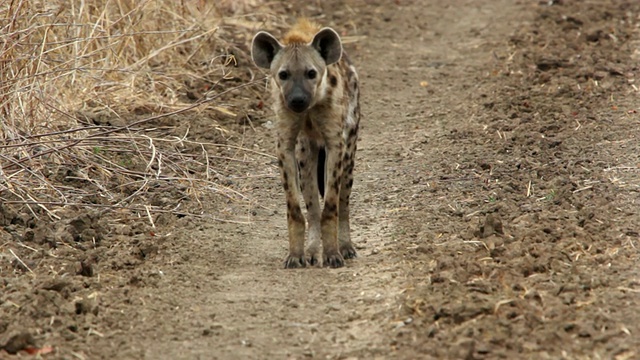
[251,19,360,268]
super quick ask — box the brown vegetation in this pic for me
[0,0,274,221]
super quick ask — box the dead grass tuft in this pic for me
[0,0,277,221]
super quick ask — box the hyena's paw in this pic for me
[284,255,307,269]
[323,251,345,268]
[307,243,322,267]
[308,254,322,267]
[340,241,357,259]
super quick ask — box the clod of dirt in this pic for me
[474,214,504,238]
[67,213,103,243]
[55,212,106,246]
[585,29,605,42]
[40,279,71,292]
[77,260,94,277]
[536,57,568,71]
[0,204,34,228]
[0,203,17,226]
[75,298,99,316]
[11,258,36,273]
[1,332,36,354]
[30,225,56,247]
[136,243,159,260]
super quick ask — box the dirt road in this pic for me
[2,0,639,359]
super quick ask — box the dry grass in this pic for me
[0,0,278,221]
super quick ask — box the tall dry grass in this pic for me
[0,0,273,222]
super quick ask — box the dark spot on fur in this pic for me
[333,181,340,191]
[300,147,306,153]
[332,169,338,179]
[336,160,342,169]
[299,161,305,169]
[306,118,313,130]
[289,204,304,223]
[323,201,338,216]
[347,178,353,189]
[348,127,357,138]
[326,86,334,98]
[306,201,312,210]
[330,75,338,87]
[278,159,283,168]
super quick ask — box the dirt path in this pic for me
[2,0,639,359]
[93,1,521,358]
[132,0,530,358]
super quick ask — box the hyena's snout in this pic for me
[286,86,311,113]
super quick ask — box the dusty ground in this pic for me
[2,0,639,359]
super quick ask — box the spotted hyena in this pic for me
[251,19,360,268]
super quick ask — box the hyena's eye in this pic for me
[278,71,289,81]
[307,69,317,79]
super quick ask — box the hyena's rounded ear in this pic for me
[311,28,343,66]
[251,31,283,69]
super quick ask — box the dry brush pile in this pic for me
[0,0,277,224]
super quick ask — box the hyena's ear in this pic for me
[311,28,343,66]
[252,31,283,69]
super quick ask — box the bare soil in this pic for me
[2,0,639,359]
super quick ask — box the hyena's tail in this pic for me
[318,147,326,198]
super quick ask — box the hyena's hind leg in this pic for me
[338,132,358,259]
[296,138,323,266]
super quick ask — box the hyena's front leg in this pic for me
[278,134,306,269]
[296,139,323,266]
[321,137,345,268]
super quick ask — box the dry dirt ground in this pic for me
[2,0,640,359]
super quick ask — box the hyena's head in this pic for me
[251,27,342,113]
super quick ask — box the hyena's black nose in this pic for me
[288,95,309,113]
